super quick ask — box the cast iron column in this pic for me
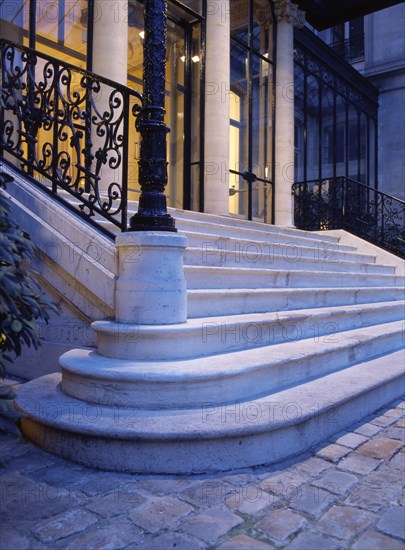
[130,0,176,231]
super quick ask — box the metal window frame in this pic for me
[229,0,275,222]
[294,27,378,190]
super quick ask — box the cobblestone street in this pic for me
[1,398,404,549]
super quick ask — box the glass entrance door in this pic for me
[127,0,202,210]
[229,0,274,223]
[1,0,203,211]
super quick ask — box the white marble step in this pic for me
[60,319,404,409]
[127,201,343,244]
[11,170,404,475]
[184,247,394,274]
[187,286,405,317]
[175,218,354,249]
[93,301,405,360]
[97,213,359,256]
[9,177,400,281]
[95,213,348,251]
[64,191,344,247]
[17,346,405,473]
[184,231,375,264]
[184,265,405,289]
[55,191,402,279]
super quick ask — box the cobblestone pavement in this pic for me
[1,397,404,550]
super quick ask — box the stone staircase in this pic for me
[3,168,404,474]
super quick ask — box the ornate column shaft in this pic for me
[273,0,305,226]
[92,1,128,85]
[92,1,128,195]
[130,0,176,231]
[204,0,231,215]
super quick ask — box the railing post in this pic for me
[25,52,38,177]
[129,0,176,232]
[0,45,4,160]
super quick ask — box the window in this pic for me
[229,0,274,222]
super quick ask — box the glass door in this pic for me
[229,0,274,223]
[127,0,203,210]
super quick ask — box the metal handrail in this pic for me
[292,177,405,258]
[0,39,143,234]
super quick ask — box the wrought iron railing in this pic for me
[330,35,365,63]
[0,39,143,235]
[292,177,405,258]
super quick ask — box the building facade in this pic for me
[1,0,404,224]
[317,3,405,200]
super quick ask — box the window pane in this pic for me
[335,94,346,169]
[0,0,28,43]
[36,0,58,42]
[348,104,359,178]
[63,1,87,59]
[306,75,319,180]
[252,180,272,222]
[369,118,376,187]
[230,40,248,175]
[359,112,368,183]
[251,53,273,182]
[230,0,249,44]
[321,85,334,178]
[294,65,305,181]
[127,2,144,82]
[34,0,86,67]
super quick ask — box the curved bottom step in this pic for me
[16,351,404,474]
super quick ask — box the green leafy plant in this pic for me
[0,171,60,404]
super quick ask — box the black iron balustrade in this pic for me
[292,177,405,258]
[330,35,365,63]
[1,29,175,234]
[0,39,144,235]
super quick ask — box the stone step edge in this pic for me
[95,300,404,333]
[94,302,404,360]
[176,218,344,242]
[96,215,346,248]
[58,187,341,244]
[184,231,369,259]
[184,265,404,276]
[16,349,405,440]
[178,228,357,252]
[184,264,404,282]
[148,210,342,244]
[62,320,404,381]
[184,247,394,272]
[188,286,405,296]
[59,322,403,411]
[187,287,405,317]
[121,199,343,244]
[4,167,352,271]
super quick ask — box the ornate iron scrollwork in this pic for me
[0,39,143,232]
[293,177,405,258]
